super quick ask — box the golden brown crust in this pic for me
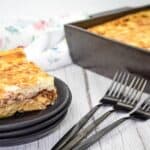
[0,48,50,88]
[0,48,55,100]
[0,48,26,62]
[88,9,150,50]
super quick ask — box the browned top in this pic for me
[88,9,150,50]
[0,48,54,99]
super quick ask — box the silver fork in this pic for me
[69,77,148,150]
[52,71,132,150]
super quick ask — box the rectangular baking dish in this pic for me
[65,5,150,92]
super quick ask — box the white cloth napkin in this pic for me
[0,14,88,71]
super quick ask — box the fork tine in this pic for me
[126,77,141,104]
[135,80,147,104]
[144,97,150,111]
[129,80,148,115]
[137,84,149,112]
[111,72,124,97]
[142,104,148,111]
[113,72,126,97]
[126,78,144,104]
[106,71,119,96]
[107,71,120,96]
[122,76,137,103]
[130,79,145,105]
[116,73,130,98]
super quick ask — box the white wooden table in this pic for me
[0,64,150,150]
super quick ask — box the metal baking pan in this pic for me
[65,5,150,92]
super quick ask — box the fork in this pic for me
[67,78,148,150]
[52,71,140,150]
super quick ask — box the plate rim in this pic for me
[0,108,69,138]
[0,112,67,146]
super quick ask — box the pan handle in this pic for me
[89,7,133,18]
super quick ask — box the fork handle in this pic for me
[52,104,102,150]
[61,110,114,150]
[73,117,130,150]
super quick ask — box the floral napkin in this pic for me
[0,14,88,70]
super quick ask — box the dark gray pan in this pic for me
[0,77,71,131]
[0,111,67,146]
[65,5,150,93]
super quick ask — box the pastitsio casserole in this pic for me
[0,48,57,118]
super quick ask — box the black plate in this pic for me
[0,78,71,131]
[0,106,69,138]
[0,111,67,146]
[0,89,71,138]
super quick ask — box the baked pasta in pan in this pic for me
[0,48,57,118]
[88,9,150,50]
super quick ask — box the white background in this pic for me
[0,0,149,19]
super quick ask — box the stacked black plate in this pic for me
[0,78,72,146]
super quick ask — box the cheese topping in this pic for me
[88,9,150,50]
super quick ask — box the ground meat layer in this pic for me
[0,90,57,118]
